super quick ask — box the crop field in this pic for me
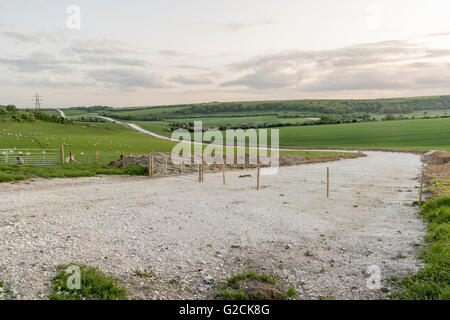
[274,118,450,151]
[130,117,450,151]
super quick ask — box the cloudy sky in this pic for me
[1,0,450,108]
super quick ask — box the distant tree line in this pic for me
[0,105,69,124]
[169,96,450,116]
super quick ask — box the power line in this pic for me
[32,93,42,112]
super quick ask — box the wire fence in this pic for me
[151,152,199,180]
[63,151,121,166]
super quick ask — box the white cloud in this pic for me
[220,40,450,92]
[88,69,172,89]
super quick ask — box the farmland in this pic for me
[275,118,450,151]
[1,107,361,182]
[52,95,450,152]
[0,120,176,164]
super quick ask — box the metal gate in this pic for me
[0,149,60,166]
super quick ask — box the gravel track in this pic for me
[0,151,426,300]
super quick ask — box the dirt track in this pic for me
[0,151,426,299]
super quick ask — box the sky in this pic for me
[1,0,450,108]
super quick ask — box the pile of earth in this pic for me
[108,152,362,172]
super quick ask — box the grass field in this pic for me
[0,120,177,164]
[0,118,360,182]
[275,118,450,151]
[130,117,450,151]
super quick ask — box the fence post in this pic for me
[222,162,226,185]
[257,160,261,190]
[60,144,64,164]
[148,153,152,177]
[201,161,204,182]
[327,167,330,198]
[201,152,204,182]
[165,156,168,175]
[419,169,424,206]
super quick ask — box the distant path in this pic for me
[56,109,66,118]
[97,116,175,142]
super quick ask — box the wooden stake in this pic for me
[419,169,424,206]
[148,153,152,177]
[222,163,226,185]
[201,161,204,182]
[95,151,99,164]
[88,155,91,164]
[122,154,126,168]
[60,144,64,164]
[257,161,261,190]
[69,151,72,163]
[327,167,330,198]
[198,163,201,182]
[201,152,204,182]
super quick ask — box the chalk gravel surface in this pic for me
[0,151,426,300]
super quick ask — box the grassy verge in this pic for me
[49,264,127,300]
[391,196,450,299]
[0,163,148,183]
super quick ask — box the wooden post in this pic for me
[95,151,99,164]
[419,170,424,206]
[222,163,226,185]
[88,155,91,164]
[198,163,201,182]
[201,161,204,182]
[257,161,261,190]
[327,167,330,198]
[60,144,64,164]
[148,153,152,177]
[69,151,73,163]
[165,156,168,176]
[122,154,126,168]
[201,151,204,182]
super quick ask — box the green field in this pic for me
[39,94,450,152]
[0,120,176,164]
[0,118,357,164]
[131,117,450,151]
[275,118,450,151]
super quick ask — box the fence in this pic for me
[0,149,60,166]
[150,152,199,180]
